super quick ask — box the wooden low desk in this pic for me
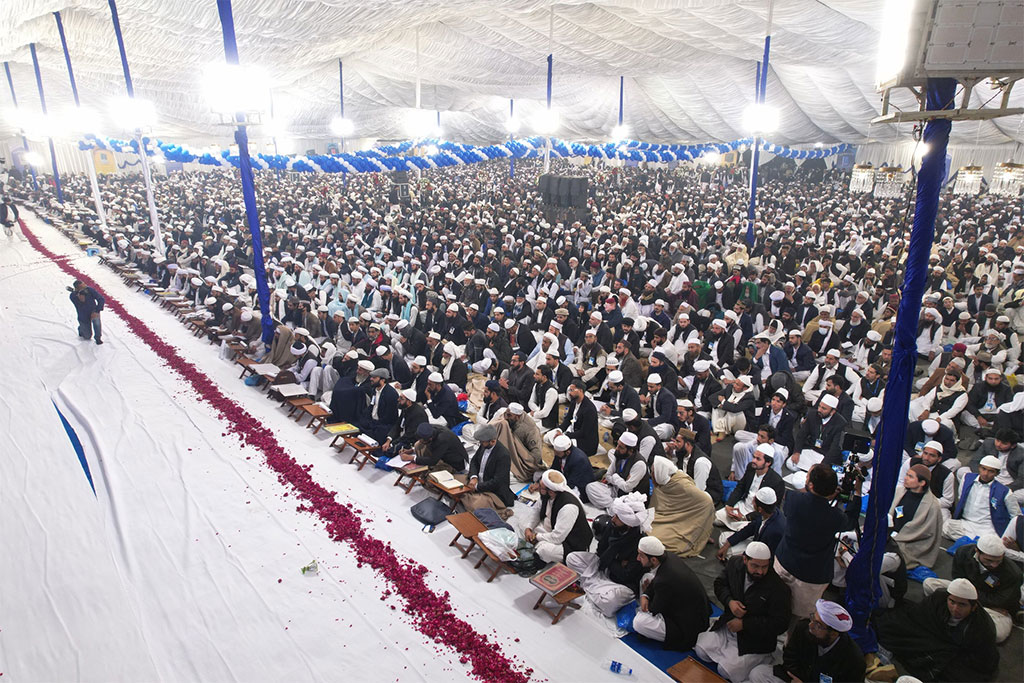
[473,538,517,583]
[340,437,381,470]
[446,512,487,559]
[301,403,331,433]
[666,657,726,683]
[532,585,585,624]
[286,397,314,418]
[392,463,429,494]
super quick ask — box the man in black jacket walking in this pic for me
[696,541,791,681]
[69,280,105,345]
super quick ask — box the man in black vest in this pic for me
[632,535,711,651]
[586,432,651,512]
[524,470,594,563]
[696,541,791,682]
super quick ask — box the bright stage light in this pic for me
[814,142,823,148]
[504,117,521,134]
[109,96,157,131]
[23,150,45,167]
[914,142,931,163]
[405,109,441,138]
[422,145,439,155]
[202,63,270,115]
[330,116,354,137]
[535,108,560,135]
[876,0,916,87]
[611,124,629,142]
[263,117,289,139]
[700,151,721,165]
[742,103,779,134]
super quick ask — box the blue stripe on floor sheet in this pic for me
[53,400,95,495]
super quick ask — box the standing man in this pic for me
[70,280,105,345]
[1,195,19,237]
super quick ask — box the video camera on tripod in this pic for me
[833,433,873,504]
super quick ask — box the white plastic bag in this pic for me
[476,528,519,562]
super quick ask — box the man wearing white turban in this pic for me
[565,492,651,617]
[524,470,594,563]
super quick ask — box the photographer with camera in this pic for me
[69,280,105,345]
[774,463,863,617]
[0,195,18,237]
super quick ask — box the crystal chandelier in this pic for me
[850,164,875,194]
[990,162,1023,198]
[872,166,905,199]
[952,165,984,196]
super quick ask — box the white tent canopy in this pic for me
[0,0,1021,148]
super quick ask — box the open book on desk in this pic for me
[428,470,464,491]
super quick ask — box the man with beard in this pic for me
[748,600,864,683]
[501,351,535,407]
[566,492,651,617]
[695,541,791,682]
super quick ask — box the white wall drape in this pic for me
[855,142,1024,179]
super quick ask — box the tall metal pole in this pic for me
[509,98,515,179]
[215,0,275,343]
[54,10,108,227]
[338,58,346,152]
[543,6,554,174]
[107,0,163,255]
[618,75,624,127]
[844,77,956,653]
[28,44,63,203]
[4,62,38,190]
[745,0,774,246]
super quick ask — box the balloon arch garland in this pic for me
[79,133,850,176]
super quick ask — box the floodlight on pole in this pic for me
[611,124,629,141]
[742,102,780,134]
[109,95,156,131]
[23,150,45,166]
[330,116,354,137]
[875,0,916,88]
[504,116,521,134]
[535,108,559,134]
[202,62,270,116]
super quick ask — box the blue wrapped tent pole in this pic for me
[216,0,275,345]
[844,77,956,653]
[745,2,773,247]
[4,61,38,190]
[29,43,64,204]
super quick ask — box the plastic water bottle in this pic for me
[605,660,634,676]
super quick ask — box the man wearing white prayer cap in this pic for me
[498,401,545,483]
[717,484,785,560]
[632,533,711,650]
[565,491,651,617]
[943,453,1019,542]
[923,533,1021,642]
[875,575,999,681]
[381,387,429,456]
[688,359,719,418]
[423,370,465,427]
[523,470,593,563]
[896,438,956,520]
[695,540,790,682]
[748,599,865,683]
[585,431,650,512]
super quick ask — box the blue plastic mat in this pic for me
[618,603,723,674]
[53,400,95,494]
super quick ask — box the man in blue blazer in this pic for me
[774,464,862,617]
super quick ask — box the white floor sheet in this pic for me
[0,214,667,682]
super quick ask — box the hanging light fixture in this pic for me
[990,162,1024,197]
[952,165,984,196]
[849,164,875,194]
[872,166,905,199]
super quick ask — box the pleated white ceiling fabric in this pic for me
[0,0,1020,146]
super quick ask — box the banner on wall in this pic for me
[93,148,116,174]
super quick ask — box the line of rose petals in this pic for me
[21,219,531,683]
